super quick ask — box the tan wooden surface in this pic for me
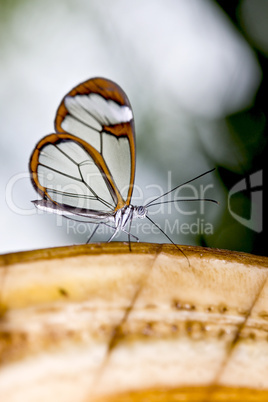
[0,243,268,401]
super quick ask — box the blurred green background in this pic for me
[1,0,266,255]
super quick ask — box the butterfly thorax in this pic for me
[114,205,147,231]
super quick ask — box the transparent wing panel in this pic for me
[37,140,115,211]
[61,116,101,152]
[102,133,131,201]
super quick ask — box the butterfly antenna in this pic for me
[145,168,216,207]
[146,215,190,267]
[148,198,219,208]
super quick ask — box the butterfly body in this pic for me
[32,198,147,241]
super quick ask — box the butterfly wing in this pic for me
[29,78,136,217]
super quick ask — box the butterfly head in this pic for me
[133,205,147,220]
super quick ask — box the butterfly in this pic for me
[29,77,216,253]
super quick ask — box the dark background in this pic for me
[213,0,266,256]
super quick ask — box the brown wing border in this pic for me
[29,133,128,211]
[54,77,136,205]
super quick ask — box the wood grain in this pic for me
[0,243,268,401]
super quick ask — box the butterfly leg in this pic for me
[121,229,139,242]
[107,226,120,242]
[127,213,134,251]
[86,224,100,244]
[106,226,139,243]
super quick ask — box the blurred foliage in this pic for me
[211,0,267,255]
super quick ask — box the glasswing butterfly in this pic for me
[29,77,216,254]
